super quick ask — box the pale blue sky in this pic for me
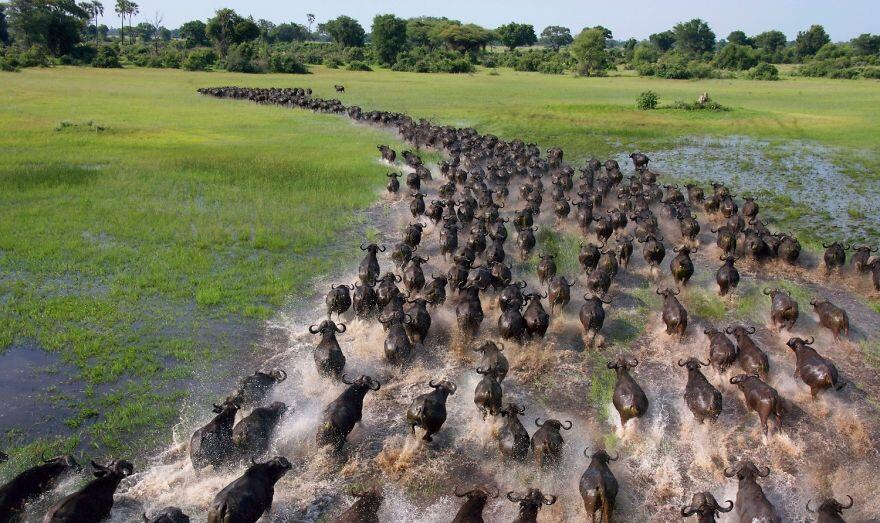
[110,0,877,41]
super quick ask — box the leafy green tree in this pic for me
[0,3,9,44]
[496,22,536,50]
[713,42,757,70]
[727,30,753,47]
[271,22,309,43]
[753,30,787,53]
[406,17,449,48]
[7,0,89,55]
[649,30,675,52]
[372,14,407,65]
[135,20,153,42]
[571,27,611,76]
[206,8,243,56]
[673,18,715,55]
[157,26,170,41]
[79,1,103,45]
[795,24,829,59]
[434,22,494,55]
[234,18,259,43]
[256,18,274,43]
[179,19,208,47]
[306,13,314,33]
[851,33,880,56]
[539,25,572,51]
[323,15,365,47]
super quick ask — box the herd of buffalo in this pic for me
[1,85,876,522]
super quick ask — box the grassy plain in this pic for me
[1,65,877,463]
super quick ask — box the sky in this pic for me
[106,0,878,42]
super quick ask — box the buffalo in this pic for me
[658,288,688,339]
[378,145,395,163]
[851,244,876,272]
[404,297,432,345]
[473,341,509,382]
[232,402,287,460]
[423,273,448,307]
[764,287,799,331]
[531,418,572,467]
[333,488,383,523]
[787,337,846,398]
[679,358,722,423]
[386,173,401,194]
[547,275,575,314]
[705,327,738,375]
[523,292,551,338]
[406,380,456,442]
[317,375,381,450]
[716,256,740,297]
[143,507,190,523]
[456,283,485,339]
[451,485,498,523]
[712,225,737,257]
[43,459,133,523]
[310,320,347,378]
[822,241,848,275]
[680,492,733,522]
[810,298,849,339]
[375,272,402,307]
[474,367,503,418]
[325,284,353,318]
[498,301,528,343]
[730,374,783,436]
[579,449,619,523]
[352,281,379,318]
[506,489,556,523]
[206,456,291,523]
[580,293,612,341]
[806,496,854,523]
[358,243,385,284]
[777,233,801,265]
[723,460,781,523]
[726,325,769,378]
[579,241,603,273]
[228,369,287,406]
[191,399,240,469]
[0,454,81,520]
[378,311,413,366]
[608,357,649,427]
[640,234,666,270]
[497,403,531,461]
[670,245,697,286]
[536,254,557,285]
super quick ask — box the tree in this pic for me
[372,14,407,65]
[206,8,243,56]
[406,17,448,49]
[125,0,137,44]
[571,27,611,76]
[795,24,829,59]
[179,20,208,47]
[323,15,365,47]
[157,26,170,41]
[1,3,10,45]
[135,21,153,42]
[147,10,161,52]
[727,30,753,47]
[234,18,259,43]
[257,18,275,43]
[7,0,89,55]
[496,22,536,50]
[271,22,309,43]
[79,1,103,45]
[649,30,675,52]
[753,30,787,53]
[539,25,572,51]
[851,33,880,56]
[713,42,757,70]
[113,0,126,44]
[306,13,314,33]
[673,18,715,55]
[435,22,494,55]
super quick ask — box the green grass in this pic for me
[2,65,878,465]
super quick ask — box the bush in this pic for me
[225,42,265,73]
[269,52,308,74]
[183,49,217,71]
[19,46,52,68]
[346,60,372,71]
[669,100,729,111]
[636,91,659,110]
[93,46,121,68]
[391,46,474,74]
[71,44,98,65]
[713,43,758,70]
[324,57,343,69]
[161,49,183,69]
[747,62,779,80]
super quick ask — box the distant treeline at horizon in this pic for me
[1,1,878,79]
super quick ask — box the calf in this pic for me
[608,357,649,427]
[679,358,722,423]
[451,486,498,523]
[406,380,456,442]
[787,337,846,398]
[730,374,783,436]
[723,460,781,523]
[317,375,381,450]
[506,489,556,523]
[43,459,133,523]
[579,449,619,523]
[0,455,81,520]
[810,298,849,339]
[806,496,853,523]
[680,492,733,522]
[310,320,346,379]
[191,399,240,469]
[531,418,572,467]
[233,402,288,460]
[206,456,291,523]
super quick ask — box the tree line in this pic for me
[1,1,878,79]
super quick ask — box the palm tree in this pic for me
[307,13,315,34]
[127,1,139,45]
[85,2,104,45]
[114,0,126,45]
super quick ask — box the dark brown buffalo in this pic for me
[547,275,575,314]
[680,492,733,522]
[325,284,353,318]
[456,284,484,339]
[499,281,527,312]
[191,399,240,469]
[851,244,876,272]
[536,254,556,285]
[378,311,413,366]
[810,298,849,339]
[586,267,613,296]
[608,357,649,427]
[580,293,612,339]
[451,485,498,523]
[531,418,572,467]
[378,145,395,162]
[670,245,696,286]
[764,287,799,331]
[358,243,385,284]
[723,460,781,523]
[579,449,619,523]
[207,457,291,523]
[410,192,426,218]
[679,214,701,242]
[473,341,509,382]
[730,374,783,436]
[679,358,722,423]
[333,488,383,523]
[375,272,402,307]
[705,327,738,375]
[402,256,428,293]
[143,507,190,523]
[474,367,503,418]
[0,455,81,520]
[523,292,550,338]
[712,225,737,257]
[616,236,634,268]
[498,301,528,343]
[822,241,848,275]
[686,184,705,204]
[406,380,456,442]
[787,337,846,398]
[630,152,649,171]
[806,496,853,523]
[716,256,740,297]
[317,375,380,450]
[232,402,287,460]
[310,319,346,378]
[497,403,531,461]
[726,326,769,378]
[228,369,287,406]
[506,489,556,523]
[352,281,379,318]
[423,273,448,306]
[658,288,688,339]
[386,173,400,194]
[43,460,133,523]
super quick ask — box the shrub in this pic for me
[0,56,19,72]
[324,57,343,69]
[183,49,217,71]
[713,43,758,70]
[93,46,121,68]
[225,42,265,73]
[71,44,98,65]
[747,62,779,80]
[346,60,372,71]
[669,100,729,111]
[636,91,659,110]
[269,52,308,74]
[161,49,183,69]
[19,46,52,68]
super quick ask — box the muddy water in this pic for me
[51,116,878,523]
